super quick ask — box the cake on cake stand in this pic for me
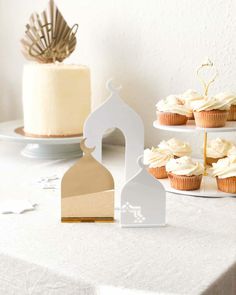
[0,120,83,159]
[153,120,236,198]
[0,120,113,159]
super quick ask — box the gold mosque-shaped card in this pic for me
[61,139,114,222]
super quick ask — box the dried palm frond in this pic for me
[21,0,78,63]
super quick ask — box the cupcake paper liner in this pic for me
[148,166,168,179]
[187,112,195,120]
[193,110,228,128]
[188,113,195,120]
[216,176,236,193]
[157,112,188,126]
[168,173,202,191]
[227,105,236,121]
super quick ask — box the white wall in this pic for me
[0,0,235,156]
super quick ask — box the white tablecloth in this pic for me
[0,142,236,295]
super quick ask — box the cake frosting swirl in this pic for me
[143,147,173,168]
[215,92,236,106]
[158,138,192,157]
[156,95,192,116]
[166,156,204,176]
[192,96,231,112]
[227,146,236,156]
[209,155,236,178]
[181,89,204,106]
[206,138,234,158]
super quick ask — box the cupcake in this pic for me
[158,138,192,158]
[156,95,192,125]
[206,137,234,166]
[180,89,203,120]
[143,147,173,179]
[215,92,236,121]
[209,155,236,193]
[192,96,230,128]
[166,156,204,190]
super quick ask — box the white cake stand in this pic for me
[153,120,236,198]
[0,120,84,159]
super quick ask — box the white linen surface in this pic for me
[0,142,235,295]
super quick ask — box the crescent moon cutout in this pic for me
[80,138,96,154]
[137,155,145,169]
[106,79,122,94]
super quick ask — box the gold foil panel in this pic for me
[61,139,115,222]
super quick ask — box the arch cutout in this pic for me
[102,128,126,208]
[83,79,144,181]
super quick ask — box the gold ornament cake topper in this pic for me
[21,0,78,63]
[196,58,218,96]
[196,58,219,176]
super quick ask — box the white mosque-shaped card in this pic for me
[120,156,166,228]
[83,79,144,181]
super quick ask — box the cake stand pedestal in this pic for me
[21,143,82,159]
[153,120,236,198]
[0,120,83,159]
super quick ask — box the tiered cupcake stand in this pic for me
[153,120,236,198]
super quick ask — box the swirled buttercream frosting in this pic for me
[166,156,204,176]
[206,138,233,158]
[192,96,231,112]
[156,95,192,116]
[227,146,236,157]
[158,138,191,157]
[209,155,236,178]
[215,92,236,106]
[143,147,173,168]
[181,89,203,105]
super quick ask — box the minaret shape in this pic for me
[84,79,144,180]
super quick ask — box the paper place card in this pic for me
[34,175,60,190]
[0,200,37,214]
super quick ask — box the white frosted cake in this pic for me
[22,63,90,137]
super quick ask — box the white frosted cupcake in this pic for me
[180,89,204,119]
[206,138,234,165]
[192,96,230,127]
[215,92,236,121]
[209,155,236,193]
[158,138,192,158]
[143,147,173,179]
[166,156,204,190]
[156,95,191,125]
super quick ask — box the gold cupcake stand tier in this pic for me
[153,120,236,198]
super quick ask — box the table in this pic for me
[0,142,236,295]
